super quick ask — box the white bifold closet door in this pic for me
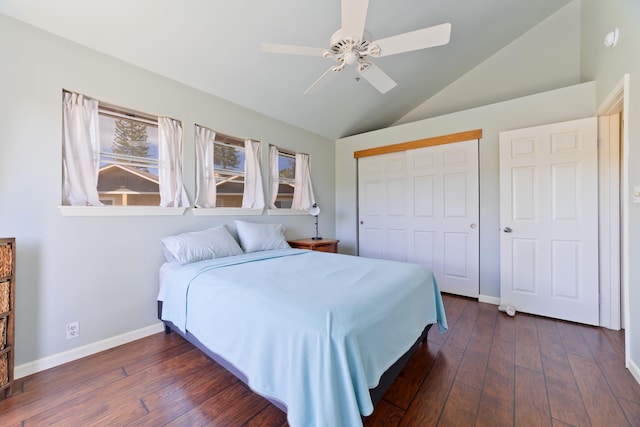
[358,139,479,298]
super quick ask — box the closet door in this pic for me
[358,140,479,298]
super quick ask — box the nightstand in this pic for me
[288,238,339,253]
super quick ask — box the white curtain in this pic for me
[62,92,102,206]
[291,153,315,210]
[268,145,280,209]
[194,125,217,208]
[158,117,189,207]
[242,139,265,209]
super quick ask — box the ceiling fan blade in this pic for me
[357,62,397,94]
[261,42,327,57]
[304,67,339,94]
[342,0,369,40]
[374,22,451,57]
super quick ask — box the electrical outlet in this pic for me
[66,321,80,339]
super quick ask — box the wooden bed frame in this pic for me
[157,301,431,414]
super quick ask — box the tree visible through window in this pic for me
[213,135,245,207]
[215,143,241,171]
[279,153,295,180]
[112,119,150,170]
[274,148,296,208]
[98,108,160,206]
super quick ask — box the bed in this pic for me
[157,222,447,427]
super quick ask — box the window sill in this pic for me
[59,206,187,217]
[267,209,309,216]
[192,208,263,216]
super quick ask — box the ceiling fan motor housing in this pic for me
[328,30,381,72]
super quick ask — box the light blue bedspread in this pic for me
[161,249,447,427]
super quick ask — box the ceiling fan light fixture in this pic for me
[344,51,358,65]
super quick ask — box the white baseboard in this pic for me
[478,294,500,305]
[628,356,640,386]
[15,322,165,379]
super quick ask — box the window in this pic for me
[273,148,296,208]
[97,106,160,206]
[61,91,188,209]
[213,133,246,207]
[269,146,315,211]
[194,125,264,210]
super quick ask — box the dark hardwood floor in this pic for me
[1,294,639,426]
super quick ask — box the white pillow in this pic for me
[161,225,244,265]
[234,220,290,253]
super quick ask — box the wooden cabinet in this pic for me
[288,238,339,253]
[0,238,15,398]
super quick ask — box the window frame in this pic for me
[213,133,246,208]
[193,125,264,215]
[96,105,161,207]
[60,91,187,216]
[267,145,310,216]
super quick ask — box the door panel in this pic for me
[512,238,536,293]
[512,167,536,220]
[388,229,407,262]
[413,230,435,267]
[443,232,468,278]
[359,140,479,297]
[551,240,579,297]
[444,173,468,217]
[499,117,599,325]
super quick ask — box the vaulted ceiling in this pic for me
[0,0,573,139]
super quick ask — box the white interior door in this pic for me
[499,117,599,325]
[358,140,479,298]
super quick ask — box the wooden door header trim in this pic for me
[353,129,483,159]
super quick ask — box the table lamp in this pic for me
[307,203,322,240]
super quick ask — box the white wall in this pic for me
[0,14,335,367]
[335,83,595,301]
[396,0,581,125]
[580,0,640,379]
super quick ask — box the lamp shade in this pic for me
[308,204,320,216]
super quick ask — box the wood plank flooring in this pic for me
[1,294,639,426]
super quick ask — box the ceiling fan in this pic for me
[261,0,451,94]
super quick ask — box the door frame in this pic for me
[597,74,630,367]
[598,113,620,330]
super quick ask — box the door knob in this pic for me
[503,227,512,233]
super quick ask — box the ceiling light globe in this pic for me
[344,51,358,65]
